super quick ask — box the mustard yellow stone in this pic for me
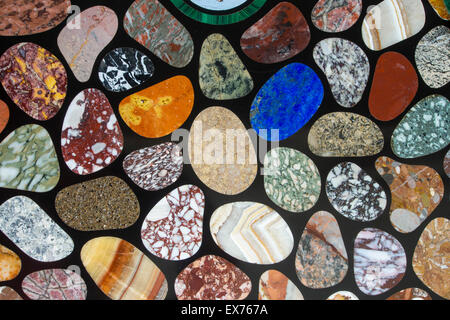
[0,244,21,281]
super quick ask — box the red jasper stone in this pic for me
[0,100,9,135]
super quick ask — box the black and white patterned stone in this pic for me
[326,162,387,222]
[98,47,154,92]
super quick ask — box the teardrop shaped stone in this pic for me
[0,244,21,281]
[175,255,251,300]
[327,291,359,300]
[413,217,450,299]
[0,196,74,262]
[308,112,384,157]
[0,42,67,120]
[55,176,140,231]
[124,0,193,68]
[264,147,321,213]
[0,124,60,192]
[240,2,310,64]
[369,52,418,121]
[444,149,450,178]
[199,33,253,100]
[61,88,123,175]
[375,156,444,233]
[313,38,369,108]
[387,288,431,300]
[0,100,9,136]
[250,63,323,141]
[311,0,362,32]
[295,211,348,289]
[354,228,406,295]
[0,287,22,300]
[259,270,303,300]
[427,0,450,20]
[391,94,450,158]
[81,236,167,300]
[58,6,118,82]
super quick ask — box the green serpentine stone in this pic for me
[0,124,59,192]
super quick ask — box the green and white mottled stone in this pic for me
[0,124,60,192]
[392,95,449,159]
[199,33,253,100]
[264,147,321,213]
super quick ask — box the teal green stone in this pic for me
[445,0,450,13]
[392,95,450,159]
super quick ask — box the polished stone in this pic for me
[0,100,9,135]
[444,149,450,178]
[311,0,362,32]
[327,291,359,300]
[387,288,431,300]
[258,270,303,300]
[0,244,21,281]
[427,0,450,20]
[0,286,22,300]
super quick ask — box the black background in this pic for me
[0,0,448,301]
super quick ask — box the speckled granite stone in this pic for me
[258,270,303,300]
[55,176,140,231]
[444,149,450,177]
[0,244,21,281]
[387,288,431,300]
[327,291,358,300]
[0,286,22,300]
[427,0,449,20]
[0,100,9,135]
[311,0,362,32]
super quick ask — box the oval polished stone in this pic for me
[81,237,167,300]
[240,2,310,64]
[387,288,431,300]
[141,185,204,261]
[413,217,450,299]
[55,176,140,231]
[308,112,384,157]
[210,202,294,264]
[444,149,450,178]
[250,63,323,141]
[61,88,123,175]
[295,211,348,289]
[0,42,67,121]
[199,33,253,100]
[189,106,257,195]
[98,47,154,93]
[376,156,444,233]
[0,244,21,281]
[391,94,450,158]
[264,147,321,213]
[369,52,418,121]
[0,124,60,192]
[311,0,362,32]
[354,228,406,295]
[175,255,251,300]
[313,38,369,108]
[0,287,22,300]
[22,269,87,300]
[361,0,425,51]
[258,270,303,300]
[58,6,118,82]
[327,291,359,300]
[0,0,71,36]
[119,75,194,138]
[0,196,73,262]
[123,142,183,191]
[326,162,387,222]
[415,26,450,89]
[0,100,9,136]
[427,0,450,20]
[124,0,193,68]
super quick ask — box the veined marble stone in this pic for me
[81,237,167,300]
[0,0,71,36]
[313,38,369,108]
[61,88,123,175]
[22,269,87,300]
[98,47,154,92]
[308,112,384,157]
[119,76,194,138]
[0,124,60,192]
[199,33,253,100]
[0,244,21,281]
[413,218,449,299]
[240,2,310,64]
[327,291,359,300]
[387,288,431,300]
[391,95,450,158]
[0,196,73,262]
[0,42,67,121]
[362,0,425,51]
[250,63,323,141]
[296,211,348,288]
[124,0,193,68]
[264,147,321,213]
[210,202,294,264]
[258,270,303,300]
[354,228,406,295]
[375,156,444,233]
[311,0,362,32]
[189,106,257,195]
[58,6,118,82]
[141,185,204,261]
[0,100,9,135]
[415,26,450,89]
[55,176,140,231]
[444,150,450,178]
[0,287,22,300]
[428,0,450,20]
[123,142,183,191]
[175,255,251,300]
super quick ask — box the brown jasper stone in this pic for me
[369,52,418,121]
[0,100,9,135]
[387,288,432,300]
[0,286,22,300]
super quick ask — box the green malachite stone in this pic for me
[445,0,450,13]
[0,124,60,192]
